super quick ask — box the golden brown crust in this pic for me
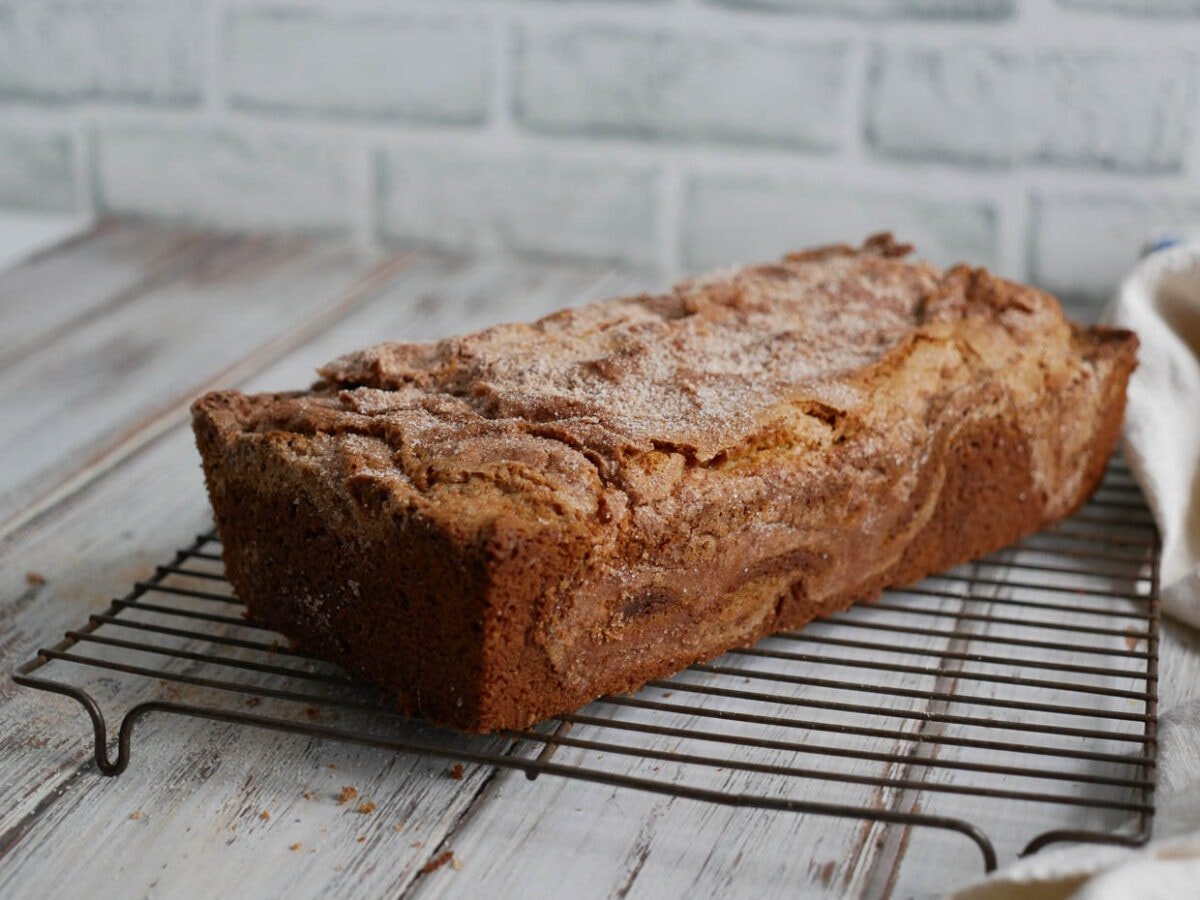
[192,234,1138,732]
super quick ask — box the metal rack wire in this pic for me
[13,455,1159,874]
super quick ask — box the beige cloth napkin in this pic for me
[955,242,1200,898]
[1109,243,1200,632]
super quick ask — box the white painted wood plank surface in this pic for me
[1,225,1196,900]
[0,211,89,274]
[0,221,215,367]
[0,225,418,529]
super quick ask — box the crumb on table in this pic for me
[356,836,366,844]
[420,851,455,874]
[129,811,144,820]
[259,810,270,821]
[304,706,320,720]
[302,790,317,801]
[289,843,302,852]
[337,786,358,805]
[448,764,464,780]
[25,571,46,586]
[245,697,261,707]
[356,801,376,814]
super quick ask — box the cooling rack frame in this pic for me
[13,458,1160,874]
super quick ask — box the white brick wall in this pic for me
[684,175,997,272]
[1029,190,1200,300]
[1030,50,1196,172]
[711,0,1016,17]
[226,10,493,125]
[378,144,661,264]
[96,126,354,234]
[867,45,1198,173]
[866,45,1022,167]
[1058,0,1200,14]
[0,1,202,105]
[514,25,850,150]
[0,125,76,212]
[3,0,1200,303]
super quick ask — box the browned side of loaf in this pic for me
[194,401,491,725]
[193,325,1135,733]
[467,329,1137,730]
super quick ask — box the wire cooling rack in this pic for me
[14,455,1159,873]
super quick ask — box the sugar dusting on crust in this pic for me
[316,241,939,462]
[216,233,1119,528]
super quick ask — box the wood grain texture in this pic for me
[0,223,422,531]
[0,221,214,368]
[0,224,1193,900]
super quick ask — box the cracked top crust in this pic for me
[194,234,1134,542]
[316,234,935,464]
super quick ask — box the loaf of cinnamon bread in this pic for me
[192,234,1138,732]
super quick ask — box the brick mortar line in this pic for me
[489,10,516,140]
[213,0,1200,44]
[838,36,870,166]
[203,0,225,116]
[71,122,94,219]
[349,137,377,258]
[996,174,1028,284]
[657,166,683,279]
